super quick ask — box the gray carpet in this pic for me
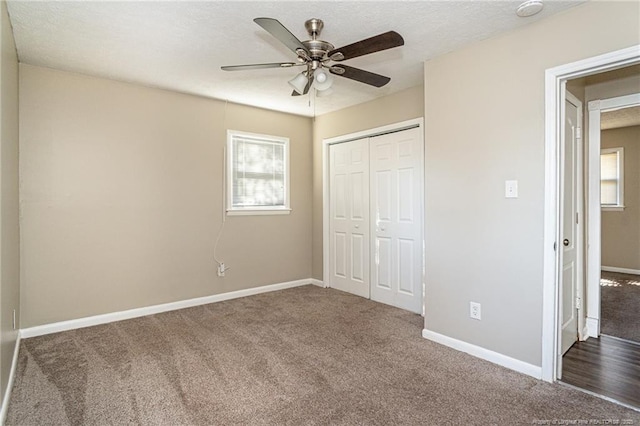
[7,285,640,425]
[601,271,640,342]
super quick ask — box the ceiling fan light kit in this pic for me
[222,17,404,97]
[313,68,333,91]
[288,72,309,95]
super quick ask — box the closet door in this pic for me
[370,127,423,313]
[329,139,370,298]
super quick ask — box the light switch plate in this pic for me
[505,180,518,198]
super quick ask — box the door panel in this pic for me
[398,238,414,294]
[376,237,392,289]
[560,95,580,356]
[370,127,423,313]
[329,139,370,298]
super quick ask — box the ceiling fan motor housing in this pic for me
[302,19,334,62]
[303,40,334,61]
[305,19,323,38]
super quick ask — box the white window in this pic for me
[600,147,624,210]
[227,130,290,215]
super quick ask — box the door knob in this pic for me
[563,239,570,246]
[354,224,359,228]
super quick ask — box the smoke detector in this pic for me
[516,0,544,17]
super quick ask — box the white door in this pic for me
[560,92,583,357]
[370,127,423,313]
[329,139,370,298]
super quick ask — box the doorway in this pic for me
[542,45,640,383]
[560,90,640,409]
[585,94,640,341]
[323,118,425,314]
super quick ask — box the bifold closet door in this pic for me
[370,127,423,313]
[329,138,370,298]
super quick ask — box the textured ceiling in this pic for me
[7,0,583,117]
[601,105,640,130]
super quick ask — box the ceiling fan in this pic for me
[221,18,404,96]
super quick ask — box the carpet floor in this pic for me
[601,271,640,342]
[7,285,640,425]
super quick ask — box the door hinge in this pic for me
[576,297,581,309]
[576,212,579,224]
[576,127,582,139]
[553,242,557,251]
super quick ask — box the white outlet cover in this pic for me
[470,302,482,320]
[505,180,518,198]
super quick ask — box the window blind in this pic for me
[231,135,285,208]
[600,151,619,206]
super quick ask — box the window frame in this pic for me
[600,146,624,211]
[226,130,291,216]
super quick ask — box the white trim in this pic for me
[309,278,326,288]
[0,333,21,424]
[322,117,424,291]
[543,45,640,383]
[586,317,599,338]
[422,329,542,380]
[20,279,314,339]
[226,208,291,216]
[601,266,640,275]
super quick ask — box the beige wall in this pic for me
[19,64,313,328]
[0,0,19,403]
[311,86,424,279]
[424,1,640,366]
[601,125,640,271]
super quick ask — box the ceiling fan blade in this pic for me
[254,18,309,55]
[328,31,404,61]
[221,62,297,71]
[329,65,391,87]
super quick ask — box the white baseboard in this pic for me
[0,332,21,424]
[310,279,325,288]
[586,317,599,338]
[21,278,315,339]
[422,329,542,380]
[601,266,640,275]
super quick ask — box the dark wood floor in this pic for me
[562,335,640,408]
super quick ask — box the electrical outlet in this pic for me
[217,263,226,277]
[470,302,481,320]
[505,180,518,198]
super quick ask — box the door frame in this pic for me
[585,92,640,339]
[322,118,425,311]
[542,45,640,382]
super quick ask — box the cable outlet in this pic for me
[470,302,481,320]
[217,263,226,277]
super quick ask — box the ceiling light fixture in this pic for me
[313,68,333,91]
[516,0,544,17]
[288,72,308,95]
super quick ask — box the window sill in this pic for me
[601,206,625,212]
[227,208,291,216]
